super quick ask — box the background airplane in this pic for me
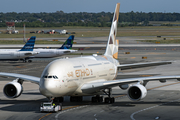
[0,36,38,62]
[24,35,77,61]
[0,3,179,111]
[4,35,77,62]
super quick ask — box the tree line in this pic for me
[0,11,180,27]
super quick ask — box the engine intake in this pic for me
[127,84,147,101]
[3,81,23,98]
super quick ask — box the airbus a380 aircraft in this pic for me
[1,3,180,110]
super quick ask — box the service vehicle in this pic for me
[40,102,62,112]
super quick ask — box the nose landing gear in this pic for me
[103,88,115,103]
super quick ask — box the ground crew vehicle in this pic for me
[40,102,62,112]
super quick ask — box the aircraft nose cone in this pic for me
[39,78,64,97]
[39,79,55,97]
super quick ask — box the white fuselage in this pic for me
[39,55,119,97]
[0,49,38,60]
[0,49,76,58]
[32,49,76,58]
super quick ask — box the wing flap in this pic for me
[0,72,40,84]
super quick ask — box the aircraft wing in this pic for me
[0,72,40,84]
[118,61,172,70]
[81,75,180,94]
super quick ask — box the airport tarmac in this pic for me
[1,37,180,120]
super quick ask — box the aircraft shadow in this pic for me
[111,101,180,107]
[0,98,47,112]
[1,98,179,113]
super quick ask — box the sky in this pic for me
[0,0,180,13]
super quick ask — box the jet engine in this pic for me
[3,81,23,98]
[127,84,147,101]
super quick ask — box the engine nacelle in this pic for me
[119,84,129,90]
[127,84,147,101]
[3,81,23,98]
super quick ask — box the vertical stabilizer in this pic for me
[59,35,74,49]
[113,39,119,59]
[19,36,36,51]
[104,3,120,59]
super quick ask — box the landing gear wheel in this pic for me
[103,88,115,104]
[91,97,97,103]
[104,97,115,103]
[28,60,32,63]
[105,97,110,103]
[110,97,115,103]
[91,96,103,103]
[70,96,83,102]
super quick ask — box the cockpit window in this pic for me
[48,76,52,78]
[53,76,58,79]
[44,75,58,79]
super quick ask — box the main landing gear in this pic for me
[103,88,115,103]
[91,88,115,104]
[23,59,32,63]
[91,95,103,103]
[70,96,83,102]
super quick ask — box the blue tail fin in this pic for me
[59,35,74,49]
[19,36,36,51]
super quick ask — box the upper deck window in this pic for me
[88,63,102,66]
[73,65,82,68]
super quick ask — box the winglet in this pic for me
[19,36,36,51]
[104,3,120,59]
[59,35,74,49]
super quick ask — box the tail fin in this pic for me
[59,35,74,49]
[19,36,36,51]
[104,3,120,59]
